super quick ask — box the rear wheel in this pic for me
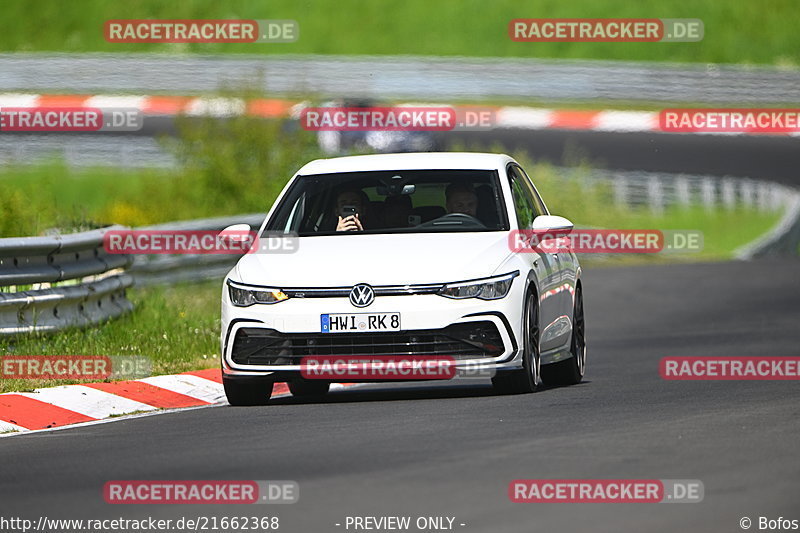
[223,376,274,406]
[289,379,330,398]
[492,293,539,394]
[541,285,586,387]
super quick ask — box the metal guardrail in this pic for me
[0,135,177,170]
[0,216,264,335]
[1,53,799,105]
[129,214,265,286]
[587,169,794,214]
[0,226,134,335]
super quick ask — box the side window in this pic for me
[508,166,537,229]
[515,165,548,216]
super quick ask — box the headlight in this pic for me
[439,271,519,300]
[228,282,289,307]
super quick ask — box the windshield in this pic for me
[264,169,508,236]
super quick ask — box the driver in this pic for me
[445,183,478,217]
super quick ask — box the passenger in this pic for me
[445,183,478,217]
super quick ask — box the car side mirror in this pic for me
[219,223,253,245]
[531,215,574,232]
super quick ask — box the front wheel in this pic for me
[541,285,586,387]
[492,293,540,394]
[223,376,274,406]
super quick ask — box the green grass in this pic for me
[0,200,781,394]
[0,159,783,258]
[530,162,781,248]
[522,162,783,260]
[1,0,798,65]
[0,164,177,236]
[0,166,783,394]
[0,111,786,394]
[0,162,262,237]
[0,112,322,237]
[0,281,221,394]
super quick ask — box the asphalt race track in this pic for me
[129,116,800,181]
[9,117,799,180]
[442,129,800,183]
[2,258,798,533]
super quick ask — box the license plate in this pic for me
[321,313,401,333]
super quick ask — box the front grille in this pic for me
[230,321,504,366]
[230,281,444,298]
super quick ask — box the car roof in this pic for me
[296,152,516,175]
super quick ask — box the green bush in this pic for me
[167,112,322,215]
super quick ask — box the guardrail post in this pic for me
[757,182,771,212]
[700,177,716,212]
[613,175,629,208]
[675,176,691,208]
[740,179,756,208]
[721,178,737,210]
[647,175,664,214]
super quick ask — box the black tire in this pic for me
[288,379,330,398]
[223,377,274,406]
[541,285,586,387]
[492,293,540,394]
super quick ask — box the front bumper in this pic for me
[221,289,525,379]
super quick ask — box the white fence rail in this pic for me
[588,169,793,214]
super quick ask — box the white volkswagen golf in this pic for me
[220,152,585,405]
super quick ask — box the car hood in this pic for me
[233,232,514,287]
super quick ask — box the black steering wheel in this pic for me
[419,212,486,229]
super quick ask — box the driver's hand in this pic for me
[336,214,363,232]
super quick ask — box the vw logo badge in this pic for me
[349,284,375,308]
